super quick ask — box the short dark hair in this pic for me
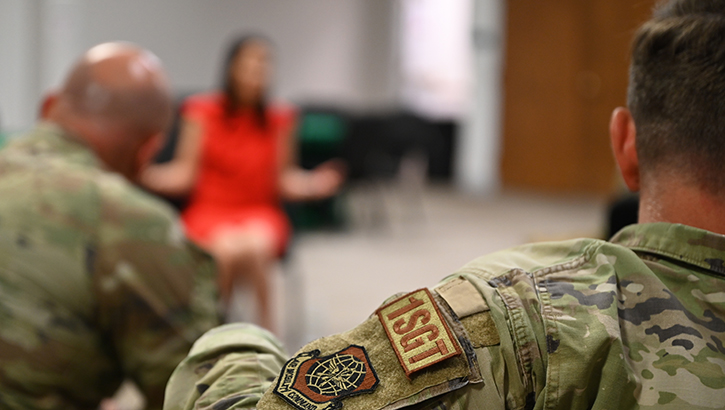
[628,0,725,190]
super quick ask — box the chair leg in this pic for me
[280,254,307,352]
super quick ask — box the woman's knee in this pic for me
[208,235,238,265]
[212,232,274,269]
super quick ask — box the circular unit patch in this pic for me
[274,345,379,410]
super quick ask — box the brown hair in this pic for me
[628,0,725,189]
[220,34,270,128]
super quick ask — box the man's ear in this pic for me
[610,107,640,192]
[39,92,58,120]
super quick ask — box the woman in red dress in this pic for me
[142,36,344,331]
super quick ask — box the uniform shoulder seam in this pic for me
[458,238,606,281]
[532,240,605,277]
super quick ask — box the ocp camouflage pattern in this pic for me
[164,222,725,409]
[0,124,220,410]
[164,323,287,410]
[415,222,725,409]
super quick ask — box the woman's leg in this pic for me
[207,224,277,331]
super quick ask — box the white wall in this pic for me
[398,0,474,120]
[82,0,397,107]
[456,0,505,194]
[0,0,41,132]
[0,0,505,192]
[393,0,505,193]
[0,0,397,133]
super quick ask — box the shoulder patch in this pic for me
[258,291,480,410]
[274,345,378,410]
[376,288,462,377]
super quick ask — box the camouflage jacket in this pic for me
[0,124,220,410]
[165,222,725,410]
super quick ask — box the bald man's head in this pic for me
[48,43,172,179]
[61,43,172,136]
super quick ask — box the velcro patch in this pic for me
[273,345,379,410]
[258,313,475,410]
[376,288,462,377]
[435,277,489,319]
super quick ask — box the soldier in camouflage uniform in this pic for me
[0,43,220,409]
[164,1,725,409]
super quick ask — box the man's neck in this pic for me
[47,114,135,180]
[639,177,725,235]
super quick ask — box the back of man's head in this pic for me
[628,0,725,193]
[49,43,172,178]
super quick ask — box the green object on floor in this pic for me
[290,111,349,231]
[298,113,346,144]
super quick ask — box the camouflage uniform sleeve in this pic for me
[93,178,220,410]
[164,323,288,410]
[163,279,519,410]
[255,240,604,410]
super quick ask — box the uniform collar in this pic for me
[17,122,102,169]
[611,222,725,276]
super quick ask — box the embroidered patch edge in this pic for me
[376,288,463,377]
[273,345,379,410]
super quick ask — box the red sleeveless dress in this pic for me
[180,93,294,255]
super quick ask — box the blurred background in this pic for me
[0,0,656,352]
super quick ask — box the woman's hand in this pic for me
[308,159,347,199]
[279,159,347,202]
[139,118,203,198]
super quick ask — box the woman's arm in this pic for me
[141,118,204,198]
[277,121,346,202]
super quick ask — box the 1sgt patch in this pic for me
[273,345,379,410]
[376,288,462,377]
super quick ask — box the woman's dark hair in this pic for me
[220,34,270,128]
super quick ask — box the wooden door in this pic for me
[501,0,656,194]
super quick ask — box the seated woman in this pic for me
[142,35,344,331]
